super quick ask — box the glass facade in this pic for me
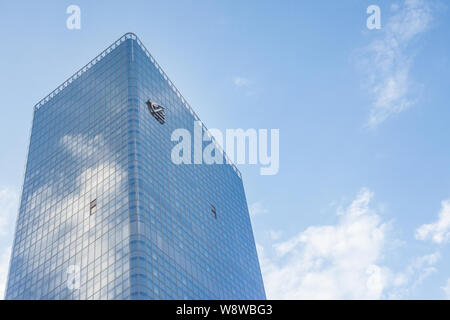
[5,33,265,300]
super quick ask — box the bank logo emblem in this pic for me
[146,99,165,124]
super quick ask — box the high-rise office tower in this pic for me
[5,33,265,300]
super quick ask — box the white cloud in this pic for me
[260,188,391,299]
[415,200,450,244]
[0,186,19,299]
[359,0,432,127]
[249,202,268,217]
[0,187,19,236]
[233,76,256,96]
[388,251,440,298]
[0,247,11,299]
[61,134,105,161]
[233,77,250,87]
[258,188,442,299]
[2,135,128,299]
[268,230,282,241]
[442,278,450,299]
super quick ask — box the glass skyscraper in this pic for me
[5,33,265,300]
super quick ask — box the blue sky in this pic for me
[1,0,450,299]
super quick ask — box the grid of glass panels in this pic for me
[5,34,265,300]
[127,39,265,299]
[5,40,134,300]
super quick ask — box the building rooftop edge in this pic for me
[32,32,242,179]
